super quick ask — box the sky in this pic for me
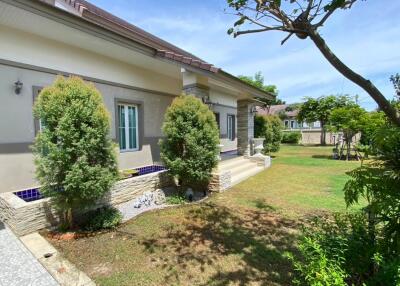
[89,0,400,110]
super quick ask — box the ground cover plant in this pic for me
[48,145,363,285]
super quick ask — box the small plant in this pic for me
[165,194,187,205]
[281,131,301,144]
[82,207,122,231]
[119,169,139,180]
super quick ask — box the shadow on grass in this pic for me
[140,202,299,285]
[312,154,334,160]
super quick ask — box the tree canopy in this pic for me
[226,0,400,126]
[238,72,284,105]
[297,95,350,144]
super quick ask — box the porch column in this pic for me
[237,100,254,157]
[181,69,210,100]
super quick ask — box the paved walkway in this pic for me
[0,222,58,286]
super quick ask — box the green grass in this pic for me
[217,145,362,216]
[48,144,364,286]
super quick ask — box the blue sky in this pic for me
[90,0,400,110]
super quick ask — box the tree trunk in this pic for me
[308,30,400,127]
[64,208,73,229]
[320,121,326,145]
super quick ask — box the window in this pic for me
[214,113,220,131]
[284,120,289,128]
[118,104,139,151]
[227,114,235,141]
[297,122,302,128]
[290,120,295,129]
[314,121,321,128]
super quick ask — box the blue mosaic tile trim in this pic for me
[135,165,166,176]
[14,165,167,202]
[14,188,43,202]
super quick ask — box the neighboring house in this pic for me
[257,104,336,145]
[0,0,273,193]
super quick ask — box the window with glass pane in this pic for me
[227,115,235,141]
[118,104,138,151]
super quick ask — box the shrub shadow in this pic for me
[140,202,299,285]
[311,154,334,160]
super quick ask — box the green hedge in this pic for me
[281,131,302,144]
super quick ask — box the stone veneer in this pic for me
[237,100,254,157]
[209,170,232,192]
[0,170,174,236]
[182,83,210,99]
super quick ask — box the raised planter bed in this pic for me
[0,166,173,236]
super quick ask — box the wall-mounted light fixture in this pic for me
[250,105,258,114]
[14,80,23,95]
[202,95,213,108]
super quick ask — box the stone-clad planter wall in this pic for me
[0,170,174,236]
[209,170,232,192]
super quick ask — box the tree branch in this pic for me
[308,29,400,126]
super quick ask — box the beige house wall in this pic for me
[0,16,251,193]
[0,25,182,95]
[0,64,175,193]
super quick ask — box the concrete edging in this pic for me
[20,232,95,286]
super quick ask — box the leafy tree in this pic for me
[359,111,386,146]
[160,95,220,190]
[254,115,283,153]
[238,72,285,105]
[328,104,366,160]
[297,95,350,145]
[344,127,400,265]
[33,76,118,228]
[226,0,400,126]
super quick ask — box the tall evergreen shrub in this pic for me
[33,76,118,228]
[160,95,219,189]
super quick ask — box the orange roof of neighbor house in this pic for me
[257,104,299,117]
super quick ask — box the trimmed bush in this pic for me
[160,95,219,189]
[33,76,118,228]
[82,207,122,231]
[254,114,283,153]
[281,131,301,144]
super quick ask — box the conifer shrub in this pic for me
[160,95,219,190]
[33,76,118,228]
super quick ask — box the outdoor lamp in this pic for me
[14,80,23,95]
[202,95,213,107]
[250,105,258,114]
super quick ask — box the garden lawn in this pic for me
[48,145,363,286]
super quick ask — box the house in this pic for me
[257,104,337,145]
[0,0,273,194]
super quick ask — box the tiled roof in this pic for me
[55,0,220,73]
[257,104,298,117]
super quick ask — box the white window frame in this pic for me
[227,114,235,141]
[313,121,321,128]
[290,120,295,129]
[284,120,289,128]
[118,103,139,152]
